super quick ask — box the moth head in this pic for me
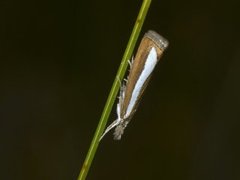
[113,122,128,140]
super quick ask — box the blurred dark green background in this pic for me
[1,0,240,179]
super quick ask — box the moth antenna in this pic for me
[99,119,121,141]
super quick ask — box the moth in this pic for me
[101,30,168,140]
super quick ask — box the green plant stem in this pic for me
[77,0,152,179]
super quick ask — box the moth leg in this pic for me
[128,60,132,69]
[117,102,121,119]
[117,75,125,102]
[128,56,134,69]
[117,82,125,119]
[131,56,134,64]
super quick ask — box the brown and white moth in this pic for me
[100,30,169,140]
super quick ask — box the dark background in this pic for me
[1,0,240,179]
